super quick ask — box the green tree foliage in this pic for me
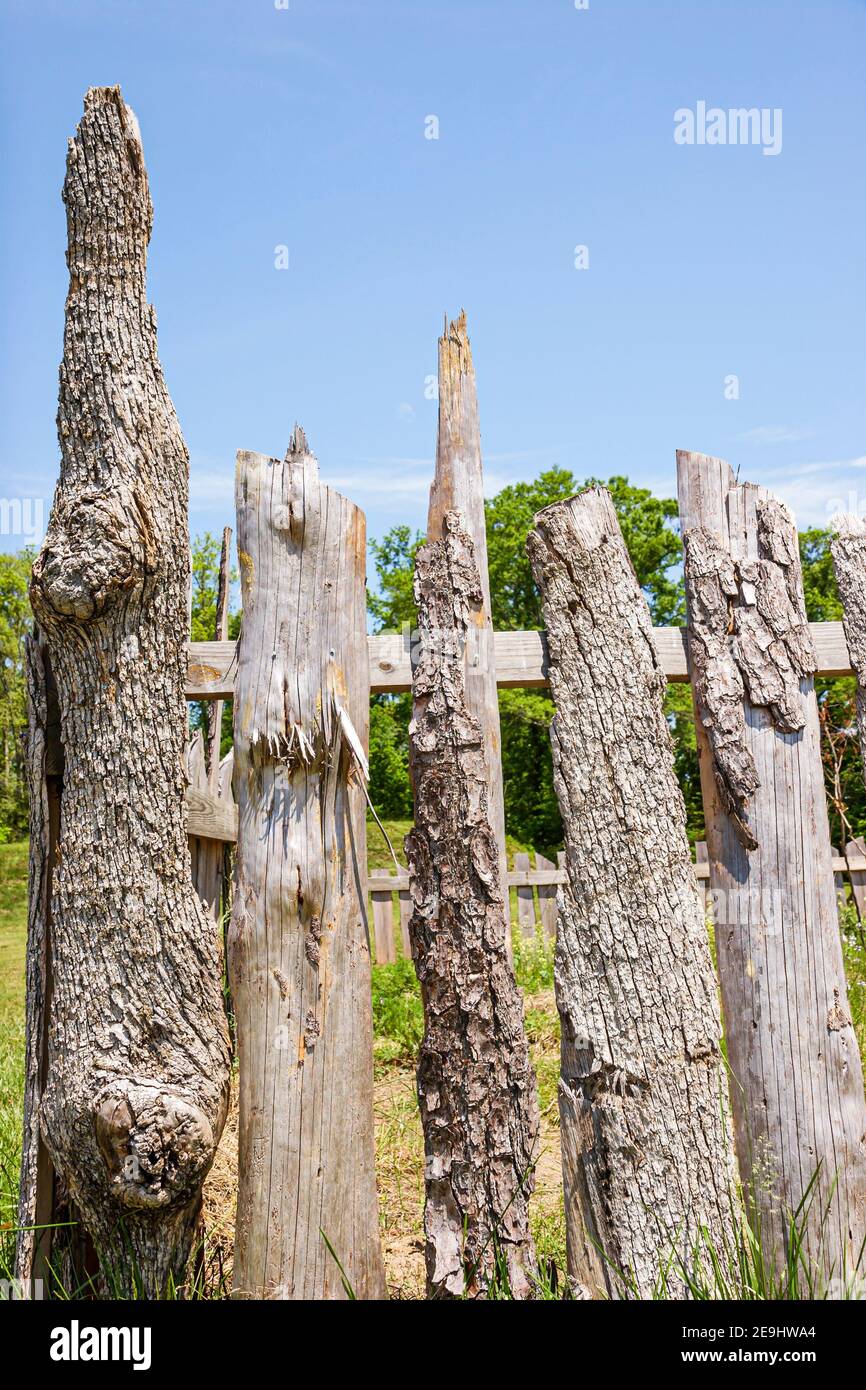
[799,527,866,846]
[485,469,684,630]
[368,525,423,632]
[0,550,33,842]
[189,532,239,757]
[369,694,413,819]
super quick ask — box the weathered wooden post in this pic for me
[831,514,866,788]
[406,511,539,1298]
[527,487,737,1298]
[229,429,386,1300]
[427,312,510,943]
[677,450,866,1282]
[26,86,232,1295]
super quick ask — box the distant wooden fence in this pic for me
[186,801,866,965]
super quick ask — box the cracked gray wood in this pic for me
[831,514,866,790]
[406,510,539,1299]
[27,87,232,1295]
[527,486,737,1299]
[229,432,386,1300]
[678,450,866,1283]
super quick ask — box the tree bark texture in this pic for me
[406,510,539,1299]
[27,87,231,1295]
[229,432,386,1300]
[830,514,866,790]
[527,487,737,1299]
[678,451,866,1282]
[427,313,510,948]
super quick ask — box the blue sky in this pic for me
[1,0,864,571]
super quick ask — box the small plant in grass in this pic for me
[512,923,555,993]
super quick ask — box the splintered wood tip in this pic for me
[439,310,473,375]
[285,423,310,460]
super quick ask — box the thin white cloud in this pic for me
[741,456,866,527]
[737,425,815,446]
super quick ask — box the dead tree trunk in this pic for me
[677,451,866,1283]
[427,312,510,946]
[830,514,866,790]
[406,510,539,1299]
[27,87,231,1296]
[527,487,737,1299]
[229,431,386,1300]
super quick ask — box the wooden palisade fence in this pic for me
[17,85,866,1301]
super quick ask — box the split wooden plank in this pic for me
[513,851,536,937]
[370,867,396,964]
[678,448,866,1281]
[228,432,385,1300]
[535,852,558,938]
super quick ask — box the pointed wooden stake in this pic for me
[427,311,510,943]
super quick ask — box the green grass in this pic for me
[4,832,866,1302]
[0,841,27,1281]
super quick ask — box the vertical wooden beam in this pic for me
[398,889,412,958]
[535,852,558,939]
[695,840,709,916]
[528,486,736,1298]
[206,525,232,790]
[677,449,866,1281]
[513,851,536,937]
[229,429,385,1300]
[369,867,396,964]
[845,838,866,921]
[427,311,510,949]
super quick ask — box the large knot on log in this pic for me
[94,1080,217,1212]
[30,484,154,624]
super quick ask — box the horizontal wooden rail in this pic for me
[186,621,852,700]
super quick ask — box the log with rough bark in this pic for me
[678,450,866,1283]
[406,509,539,1299]
[26,87,231,1296]
[229,430,386,1300]
[427,312,510,949]
[527,486,737,1299]
[831,514,866,790]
